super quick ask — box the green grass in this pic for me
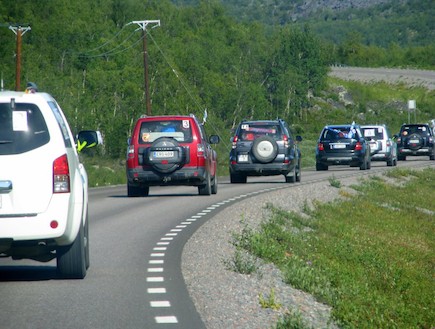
[230,168,435,328]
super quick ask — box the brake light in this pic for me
[127,144,134,158]
[232,136,238,149]
[197,143,205,157]
[355,142,363,151]
[318,142,324,151]
[53,154,70,193]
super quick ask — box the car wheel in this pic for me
[57,221,87,279]
[406,133,424,151]
[430,149,435,160]
[360,159,368,170]
[211,175,218,194]
[387,156,394,166]
[198,174,211,195]
[316,162,328,171]
[285,166,297,183]
[296,162,301,182]
[84,211,90,270]
[128,183,149,197]
[230,173,247,183]
[251,136,278,163]
[146,137,185,174]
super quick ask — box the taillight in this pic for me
[396,137,402,143]
[127,144,134,158]
[231,136,238,149]
[282,134,289,148]
[318,143,324,151]
[197,143,205,157]
[53,154,70,193]
[355,142,363,151]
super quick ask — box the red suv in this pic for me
[126,115,220,196]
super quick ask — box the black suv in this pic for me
[229,119,302,183]
[396,123,435,160]
[316,123,371,170]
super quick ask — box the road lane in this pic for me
[0,158,433,328]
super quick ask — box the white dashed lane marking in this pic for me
[147,189,292,326]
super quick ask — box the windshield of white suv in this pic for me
[0,103,50,155]
[237,123,282,141]
[139,120,193,143]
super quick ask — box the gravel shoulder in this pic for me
[182,176,364,329]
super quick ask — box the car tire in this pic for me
[251,136,278,163]
[230,173,247,183]
[360,159,368,170]
[146,137,185,174]
[84,211,90,270]
[128,183,149,197]
[211,175,218,194]
[198,173,211,195]
[387,156,394,166]
[285,166,297,183]
[316,162,328,171]
[406,133,423,151]
[57,221,87,279]
[296,162,301,182]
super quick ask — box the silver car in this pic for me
[361,124,397,166]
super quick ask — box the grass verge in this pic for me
[230,167,434,328]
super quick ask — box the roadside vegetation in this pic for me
[227,167,435,328]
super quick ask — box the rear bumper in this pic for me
[229,162,294,176]
[127,167,208,186]
[398,147,433,156]
[316,152,364,166]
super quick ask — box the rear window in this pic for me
[237,123,282,141]
[0,102,50,155]
[362,127,384,140]
[138,119,193,144]
[321,126,359,141]
[400,125,429,136]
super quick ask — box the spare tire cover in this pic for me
[146,137,185,173]
[251,136,278,163]
[406,133,423,151]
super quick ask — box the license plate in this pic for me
[153,151,174,158]
[331,144,346,149]
[410,139,419,143]
[238,154,249,162]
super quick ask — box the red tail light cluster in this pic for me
[53,154,70,193]
[318,142,324,151]
[231,136,238,149]
[354,142,363,151]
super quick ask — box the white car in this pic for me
[0,90,99,279]
[361,124,397,166]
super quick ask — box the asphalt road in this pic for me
[0,158,433,329]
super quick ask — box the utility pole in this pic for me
[8,24,31,91]
[129,20,160,116]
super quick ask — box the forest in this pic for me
[0,0,434,161]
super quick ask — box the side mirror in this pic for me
[209,135,220,144]
[76,130,102,153]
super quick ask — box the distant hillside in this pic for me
[171,0,434,47]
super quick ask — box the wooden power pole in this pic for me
[8,25,31,91]
[129,20,160,116]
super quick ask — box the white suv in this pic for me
[361,124,397,166]
[0,90,99,279]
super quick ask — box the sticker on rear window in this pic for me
[12,111,28,131]
[182,120,190,129]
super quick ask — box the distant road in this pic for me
[330,66,435,90]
